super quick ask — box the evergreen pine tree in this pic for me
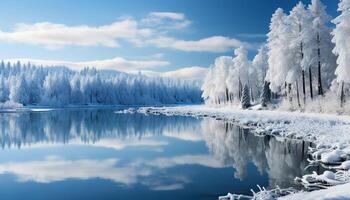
[241,84,251,109]
[261,81,271,107]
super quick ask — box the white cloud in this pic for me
[237,33,267,38]
[141,12,191,30]
[0,12,253,53]
[140,66,207,81]
[150,53,164,59]
[162,66,208,81]
[145,36,252,52]
[0,11,259,59]
[5,57,170,72]
[149,12,186,21]
[0,19,152,49]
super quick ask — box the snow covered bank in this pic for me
[220,182,350,200]
[0,101,23,110]
[279,182,350,200]
[137,105,350,146]
[136,105,350,199]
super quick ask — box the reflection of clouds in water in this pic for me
[0,157,142,184]
[90,138,168,150]
[202,119,311,188]
[0,154,222,190]
[141,175,190,191]
[131,155,222,169]
[0,109,313,191]
[0,109,208,191]
[0,110,202,149]
[152,183,184,191]
[163,130,203,142]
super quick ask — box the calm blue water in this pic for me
[0,108,314,200]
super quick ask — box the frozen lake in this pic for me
[0,108,320,199]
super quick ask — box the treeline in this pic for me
[202,0,350,111]
[0,62,202,107]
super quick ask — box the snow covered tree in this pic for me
[253,45,269,85]
[0,62,202,106]
[69,74,83,104]
[212,56,231,104]
[252,45,269,100]
[332,0,350,106]
[241,84,251,109]
[201,67,215,104]
[201,56,232,104]
[27,68,42,105]
[9,74,30,105]
[266,8,291,94]
[288,2,313,105]
[261,82,271,107]
[202,46,256,105]
[265,1,336,107]
[231,47,251,100]
[266,7,302,107]
[308,0,337,97]
[42,72,71,106]
[0,77,9,102]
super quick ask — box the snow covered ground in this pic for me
[279,182,350,200]
[137,105,350,147]
[136,105,350,199]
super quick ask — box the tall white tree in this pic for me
[42,72,71,106]
[332,0,350,105]
[308,0,337,96]
[212,56,232,104]
[9,74,29,105]
[227,47,251,101]
[252,44,269,98]
[288,2,311,104]
[201,67,215,104]
[0,77,9,102]
[202,47,254,105]
[266,8,291,93]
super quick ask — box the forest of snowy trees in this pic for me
[202,0,350,112]
[0,62,202,107]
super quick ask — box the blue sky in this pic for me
[0,0,339,78]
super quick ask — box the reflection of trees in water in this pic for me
[0,109,201,149]
[0,110,320,189]
[202,119,313,188]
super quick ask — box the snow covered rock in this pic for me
[321,150,346,164]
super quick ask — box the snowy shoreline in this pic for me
[136,105,350,145]
[135,105,350,199]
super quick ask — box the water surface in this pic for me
[0,108,317,199]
